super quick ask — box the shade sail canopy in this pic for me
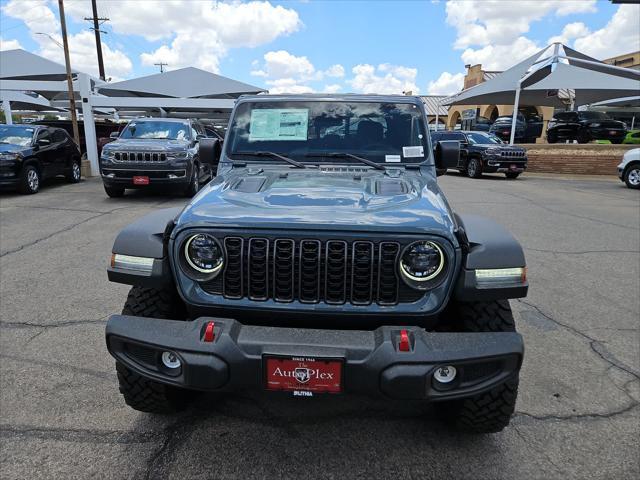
[0,49,79,81]
[98,67,266,98]
[443,44,640,107]
[0,91,65,112]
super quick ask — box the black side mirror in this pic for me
[198,138,220,165]
[109,131,119,139]
[434,140,459,176]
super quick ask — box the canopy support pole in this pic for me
[79,73,100,177]
[2,101,12,124]
[509,85,521,145]
[435,100,440,131]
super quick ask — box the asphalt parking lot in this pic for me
[0,172,638,479]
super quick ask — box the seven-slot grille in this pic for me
[499,150,526,158]
[201,236,424,306]
[114,151,167,162]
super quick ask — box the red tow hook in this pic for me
[398,329,411,352]
[203,321,215,342]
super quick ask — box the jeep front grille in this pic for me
[113,151,167,162]
[201,236,422,306]
[499,151,526,158]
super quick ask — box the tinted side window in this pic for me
[37,129,51,141]
[52,129,67,142]
[441,132,466,142]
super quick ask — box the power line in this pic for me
[154,62,168,73]
[83,0,108,81]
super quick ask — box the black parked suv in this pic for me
[0,124,81,194]
[547,111,627,144]
[489,114,543,143]
[99,118,220,197]
[105,94,528,433]
[432,130,527,179]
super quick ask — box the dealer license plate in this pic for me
[264,356,343,394]
[133,175,150,185]
[609,130,618,135]
[510,164,519,171]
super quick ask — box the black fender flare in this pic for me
[108,207,183,287]
[454,213,528,300]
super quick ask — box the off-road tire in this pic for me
[104,184,125,198]
[505,172,520,179]
[116,362,188,413]
[18,164,41,194]
[66,158,81,183]
[116,286,190,413]
[436,300,519,433]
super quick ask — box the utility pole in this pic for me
[84,0,108,81]
[154,62,168,73]
[58,0,81,148]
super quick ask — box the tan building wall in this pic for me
[603,51,640,70]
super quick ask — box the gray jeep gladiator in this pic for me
[106,94,528,433]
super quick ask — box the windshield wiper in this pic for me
[304,152,385,171]
[234,151,306,168]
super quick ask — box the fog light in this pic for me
[433,365,457,384]
[161,351,181,369]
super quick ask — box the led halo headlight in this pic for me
[183,233,224,277]
[399,240,446,288]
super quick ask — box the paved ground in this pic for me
[1,173,638,479]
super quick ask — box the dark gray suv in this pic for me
[99,118,221,197]
[105,94,528,433]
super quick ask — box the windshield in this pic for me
[226,101,429,164]
[119,121,191,140]
[0,125,35,146]
[467,132,501,145]
[579,111,609,121]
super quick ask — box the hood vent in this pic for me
[232,177,267,193]
[375,179,409,196]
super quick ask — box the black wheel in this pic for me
[505,172,520,179]
[104,184,125,198]
[117,286,190,413]
[436,300,519,433]
[577,129,590,144]
[546,131,557,144]
[18,164,41,194]
[183,164,200,197]
[624,164,640,189]
[466,157,483,178]
[66,158,81,183]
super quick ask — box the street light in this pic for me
[34,32,63,49]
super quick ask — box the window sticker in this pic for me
[249,109,309,141]
[402,146,424,158]
[385,155,401,163]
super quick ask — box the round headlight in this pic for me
[400,241,445,284]
[184,234,224,275]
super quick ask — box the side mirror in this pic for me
[109,131,119,139]
[198,137,220,165]
[434,140,459,176]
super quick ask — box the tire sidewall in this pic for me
[624,165,640,189]
[20,164,41,194]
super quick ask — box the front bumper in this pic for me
[106,315,523,401]
[101,167,189,187]
[485,158,528,173]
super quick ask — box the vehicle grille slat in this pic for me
[211,236,422,306]
[112,151,169,163]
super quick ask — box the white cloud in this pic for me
[266,78,315,94]
[427,71,465,95]
[1,0,132,79]
[349,63,419,94]
[0,37,23,51]
[322,84,342,93]
[252,50,315,79]
[460,36,541,70]
[548,22,590,45]
[65,0,301,74]
[325,64,345,78]
[446,0,596,48]
[573,4,640,59]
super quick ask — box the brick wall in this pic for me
[519,144,636,175]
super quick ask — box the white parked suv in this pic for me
[617,148,640,189]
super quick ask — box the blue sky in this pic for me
[1,1,637,95]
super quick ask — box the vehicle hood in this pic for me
[176,166,456,236]
[102,138,190,152]
[0,143,29,156]
[476,143,526,151]
[584,119,626,128]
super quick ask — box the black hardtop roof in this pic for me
[236,93,424,105]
